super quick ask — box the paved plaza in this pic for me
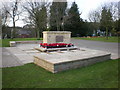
[1,39,119,68]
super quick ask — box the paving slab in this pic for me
[1,48,23,68]
[16,41,118,59]
[5,47,40,64]
[34,48,111,64]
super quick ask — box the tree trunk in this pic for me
[11,15,16,39]
[35,29,37,38]
[62,23,64,31]
[37,29,40,40]
[56,10,60,31]
[40,31,42,39]
[13,21,16,38]
[106,27,108,40]
[56,20,60,31]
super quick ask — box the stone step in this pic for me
[34,48,111,73]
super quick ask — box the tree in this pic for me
[108,2,119,36]
[87,1,119,37]
[113,19,120,36]
[103,2,119,21]
[49,0,67,31]
[3,0,22,39]
[0,11,2,39]
[23,1,48,39]
[1,1,21,39]
[1,3,10,39]
[88,10,101,36]
[100,7,113,39]
[99,2,119,38]
[1,4,9,26]
[64,2,81,36]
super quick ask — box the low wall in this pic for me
[10,41,41,47]
[54,54,111,73]
[34,53,111,73]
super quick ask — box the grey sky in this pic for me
[1,0,119,27]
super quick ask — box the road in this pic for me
[71,39,119,59]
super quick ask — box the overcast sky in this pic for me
[75,0,119,20]
[1,0,119,27]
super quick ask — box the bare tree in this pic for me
[1,4,10,26]
[1,3,11,39]
[88,10,101,36]
[102,2,119,21]
[88,10,101,22]
[2,0,22,39]
[23,0,49,39]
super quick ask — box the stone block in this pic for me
[43,31,71,44]
[10,41,16,47]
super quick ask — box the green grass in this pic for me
[73,37,119,43]
[2,59,119,88]
[1,38,42,47]
[1,37,119,47]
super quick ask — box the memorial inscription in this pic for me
[56,36,64,42]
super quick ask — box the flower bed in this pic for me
[40,43,74,48]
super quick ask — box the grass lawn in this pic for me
[1,38,42,47]
[73,37,119,43]
[2,59,119,88]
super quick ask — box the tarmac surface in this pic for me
[71,39,119,59]
[1,39,119,68]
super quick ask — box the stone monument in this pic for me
[35,31,78,52]
[34,31,111,73]
[43,31,71,44]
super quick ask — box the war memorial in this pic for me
[10,31,111,73]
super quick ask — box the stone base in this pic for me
[34,46,79,52]
[34,48,111,73]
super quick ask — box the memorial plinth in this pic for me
[43,31,71,44]
[34,48,111,73]
[35,31,75,52]
[33,31,111,73]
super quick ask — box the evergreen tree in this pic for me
[64,2,81,36]
[49,1,67,31]
[100,7,113,39]
[113,19,120,36]
[37,5,47,37]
